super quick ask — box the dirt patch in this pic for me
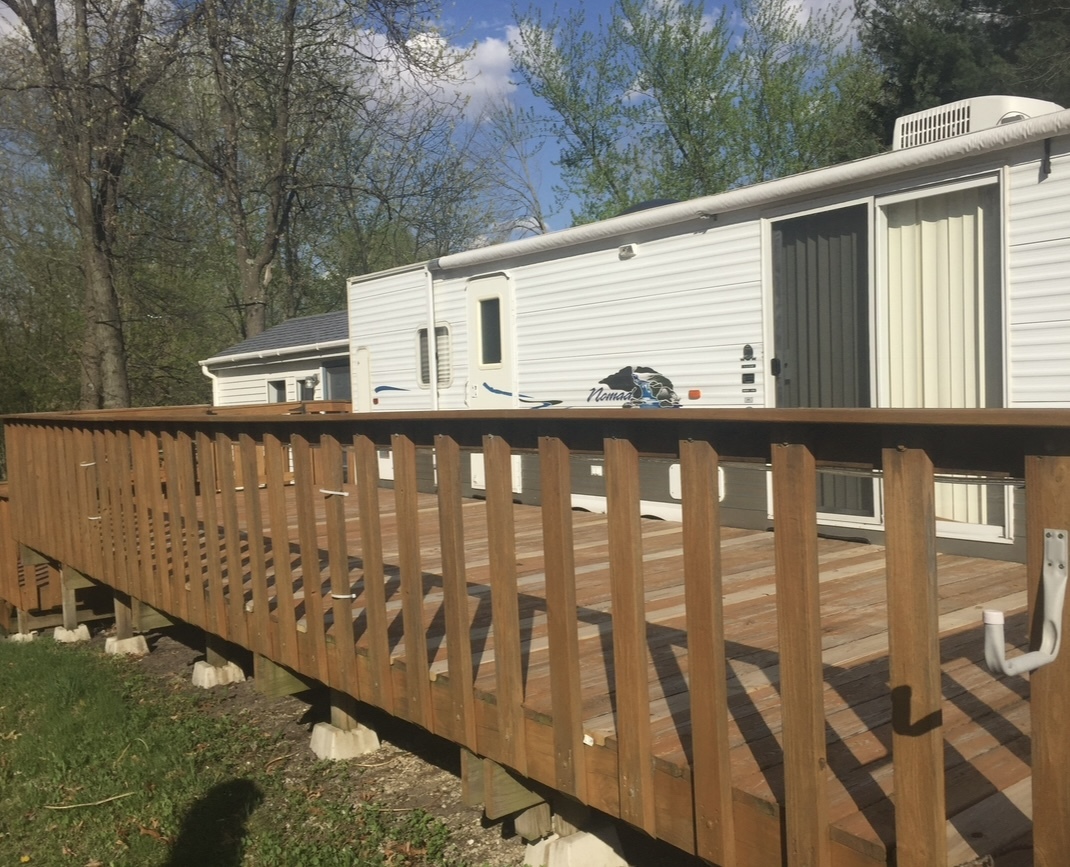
[106,623,528,867]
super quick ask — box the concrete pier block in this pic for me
[53,624,91,643]
[309,721,380,760]
[8,631,37,643]
[544,825,628,867]
[191,660,246,688]
[105,635,150,656]
[523,833,560,866]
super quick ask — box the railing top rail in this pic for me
[6,406,1070,475]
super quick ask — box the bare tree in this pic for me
[0,0,195,407]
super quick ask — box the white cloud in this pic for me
[456,28,518,115]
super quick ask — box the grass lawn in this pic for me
[0,638,490,867]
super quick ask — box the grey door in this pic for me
[772,204,873,517]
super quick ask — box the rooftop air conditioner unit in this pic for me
[892,95,1064,150]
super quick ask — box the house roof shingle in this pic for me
[208,311,348,361]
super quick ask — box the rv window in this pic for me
[479,298,502,365]
[267,380,286,403]
[418,325,451,387]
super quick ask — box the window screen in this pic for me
[418,325,451,386]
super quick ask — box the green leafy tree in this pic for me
[513,0,881,223]
[0,0,196,407]
[853,0,1070,144]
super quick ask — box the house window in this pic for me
[267,380,286,403]
[418,325,451,387]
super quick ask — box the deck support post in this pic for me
[54,566,91,643]
[105,589,149,656]
[9,608,36,642]
[192,633,246,688]
[253,653,314,697]
[309,688,380,760]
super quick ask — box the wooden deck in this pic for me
[3,406,1068,866]
[232,484,1031,865]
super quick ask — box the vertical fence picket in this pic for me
[130,431,155,608]
[93,430,118,591]
[108,429,134,595]
[177,431,205,627]
[322,434,359,696]
[354,434,393,714]
[116,430,142,601]
[539,435,586,801]
[434,435,478,750]
[771,443,830,867]
[263,434,300,673]
[195,432,227,640]
[1024,455,1070,866]
[604,436,657,835]
[392,433,433,727]
[145,431,171,616]
[215,432,249,648]
[883,447,946,867]
[159,432,190,622]
[292,434,330,683]
[680,439,736,866]
[239,433,273,658]
[54,426,77,568]
[483,434,527,773]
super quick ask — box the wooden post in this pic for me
[114,589,134,641]
[539,436,586,801]
[240,434,273,659]
[60,566,80,632]
[772,443,830,867]
[435,435,478,751]
[884,447,946,867]
[292,435,330,684]
[1025,455,1070,866]
[483,434,526,774]
[681,439,736,866]
[392,433,432,727]
[322,435,360,697]
[604,436,656,835]
[263,435,300,675]
[354,434,394,714]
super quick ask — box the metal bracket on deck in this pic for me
[984,528,1068,677]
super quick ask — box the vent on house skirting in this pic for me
[892,96,1064,150]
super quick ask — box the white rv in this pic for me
[346,96,1070,558]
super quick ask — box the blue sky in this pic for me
[431,0,854,230]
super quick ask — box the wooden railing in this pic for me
[3,406,1070,866]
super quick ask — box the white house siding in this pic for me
[212,360,333,406]
[1007,135,1070,406]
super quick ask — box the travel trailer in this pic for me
[346,96,1070,559]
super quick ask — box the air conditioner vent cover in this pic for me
[892,96,1064,150]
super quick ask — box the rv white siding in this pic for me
[347,267,432,411]
[1006,138,1070,406]
[504,220,764,408]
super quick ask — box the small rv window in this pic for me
[267,380,286,403]
[417,325,451,387]
[479,298,502,366]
